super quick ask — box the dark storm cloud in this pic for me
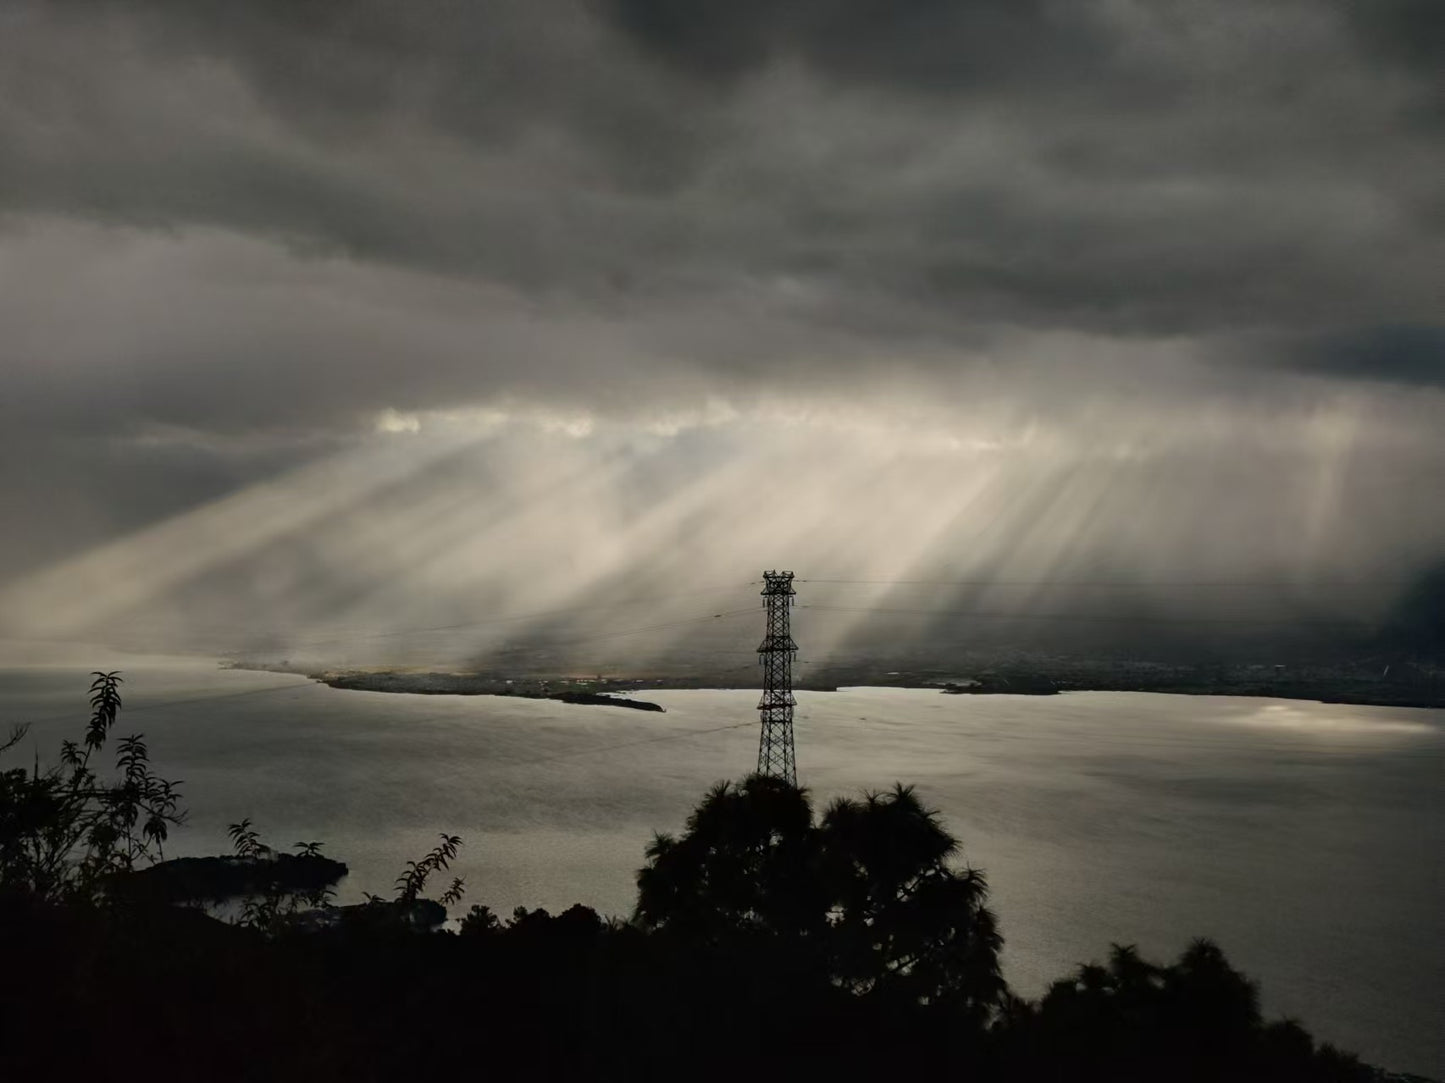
[0,3,707,284]
[0,0,1441,432]
[1294,325,1445,387]
[1348,0,1445,75]
[13,0,719,192]
[601,0,1111,94]
[1343,0,1445,130]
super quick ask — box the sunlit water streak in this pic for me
[1,657,1440,1076]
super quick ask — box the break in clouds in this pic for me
[1,0,1442,658]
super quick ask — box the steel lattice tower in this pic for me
[756,570,798,785]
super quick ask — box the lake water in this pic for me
[2,654,1441,1076]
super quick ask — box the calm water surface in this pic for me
[2,655,1441,1076]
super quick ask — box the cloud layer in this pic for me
[2,1,1442,653]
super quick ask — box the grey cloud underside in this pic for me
[603,0,1115,93]
[1289,325,1445,388]
[1348,0,1445,80]
[1,0,1441,359]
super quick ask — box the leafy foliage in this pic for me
[394,833,463,904]
[820,783,1002,1011]
[636,776,822,940]
[438,876,467,907]
[221,824,470,935]
[228,817,270,861]
[224,819,340,933]
[0,672,184,904]
[635,774,1005,1015]
[1002,939,1373,1081]
[459,903,502,935]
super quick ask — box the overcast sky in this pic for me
[1,1,1442,656]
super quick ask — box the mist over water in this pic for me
[3,656,1439,1076]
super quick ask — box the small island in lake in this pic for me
[117,852,349,905]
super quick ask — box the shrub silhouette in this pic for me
[0,671,184,904]
[1007,938,1373,1082]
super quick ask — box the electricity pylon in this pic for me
[756,570,798,785]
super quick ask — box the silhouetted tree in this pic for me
[635,774,1005,1019]
[636,776,824,942]
[820,784,1003,1016]
[1014,938,1373,1082]
[459,902,502,935]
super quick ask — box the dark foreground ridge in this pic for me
[3,672,1435,1082]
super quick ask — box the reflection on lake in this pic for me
[2,655,1440,1076]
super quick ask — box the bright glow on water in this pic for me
[2,657,1441,1076]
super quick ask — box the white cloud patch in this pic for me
[375,408,422,434]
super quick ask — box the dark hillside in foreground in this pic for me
[0,890,1393,1083]
[1,673,1428,1081]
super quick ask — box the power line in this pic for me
[797,578,1409,589]
[797,603,1367,627]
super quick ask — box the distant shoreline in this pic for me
[223,660,1445,710]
